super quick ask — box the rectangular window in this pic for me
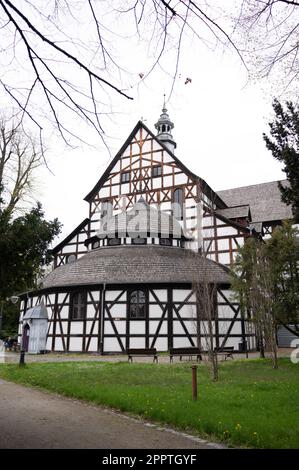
[70,292,87,320]
[152,165,162,177]
[129,290,146,319]
[132,237,147,245]
[159,238,172,246]
[121,171,130,183]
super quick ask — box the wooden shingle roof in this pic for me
[217,180,292,223]
[97,200,192,239]
[43,246,230,288]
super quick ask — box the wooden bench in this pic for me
[169,347,202,363]
[214,346,234,360]
[127,348,158,363]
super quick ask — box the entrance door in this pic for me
[22,324,30,352]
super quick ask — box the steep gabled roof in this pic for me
[52,218,90,254]
[84,120,226,209]
[216,205,251,221]
[217,180,292,223]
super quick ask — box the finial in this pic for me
[162,94,166,112]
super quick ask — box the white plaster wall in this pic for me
[149,321,167,335]
[129,337,145,348]
[149,289,167,302]
[149,304,164,318]
[153,337,168,351]
[129,321,146,335]
[103,337,122,352]
[68,337,82,351]
[70,322,84,334]
[87,338,98,352]
[110,304,127,318]
[173,289,192,302]
[105,290,126,301]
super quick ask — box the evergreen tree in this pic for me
[263,99,299,223]
[232,222,299,368]
[0,202,61,337]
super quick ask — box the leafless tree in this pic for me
[232,238,279,369]
[0,1,243,147]
[0,116,43,218]
[192,276,219,381]
[233,0,299,94]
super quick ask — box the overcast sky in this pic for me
[1,1,287,243]
[37,46,285,243]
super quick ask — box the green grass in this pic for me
[0,358,298,448]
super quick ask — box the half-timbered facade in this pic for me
[18,106,292,353]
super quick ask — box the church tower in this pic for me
[154,101,176,154]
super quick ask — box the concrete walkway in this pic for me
[1,348,293,364]
[0,379,224,449]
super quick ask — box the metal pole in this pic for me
[19,349,25,367]
[99,283,106,355]
[191,365,197,400]
[0,300,4,331]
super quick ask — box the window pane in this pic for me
[132,237,146,245]
[71,292,86,320]
[108,238,121,246]
[121,171,130,183]
[159,238,172,246]
[152,165,162,177]
[129,290,146,318]
[173,188,183,220]
[130,291,138,303]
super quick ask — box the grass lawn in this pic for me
[0,358,298,448]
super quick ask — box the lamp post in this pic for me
[8,295,24,366]
[0,300,3,331]
[19,348,26,366]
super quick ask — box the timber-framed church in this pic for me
[18,106,292,354]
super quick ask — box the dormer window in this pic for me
[132,237,146,245]
[152,165,162,177]
[108,237,121,246]
[66,254,77,263]
[159,238,172,246]
[121,171,130,183]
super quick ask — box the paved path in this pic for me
[1,348,293,364]
[0,379,224,449]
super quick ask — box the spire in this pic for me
[154,97,177,153]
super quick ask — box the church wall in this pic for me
[88,128,203,252]
[203,212,249,266]
[18,284,255,354]
[53,220,90,269]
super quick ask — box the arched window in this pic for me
[162,124,166,132]
[70,292,87,320]
[173,188,183,220]
[101,200,112,219]
[66,254,76,263]
[129,290,146,318]
[132,237,146,245]
[159,238,172,246]
[108,237,121,246]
